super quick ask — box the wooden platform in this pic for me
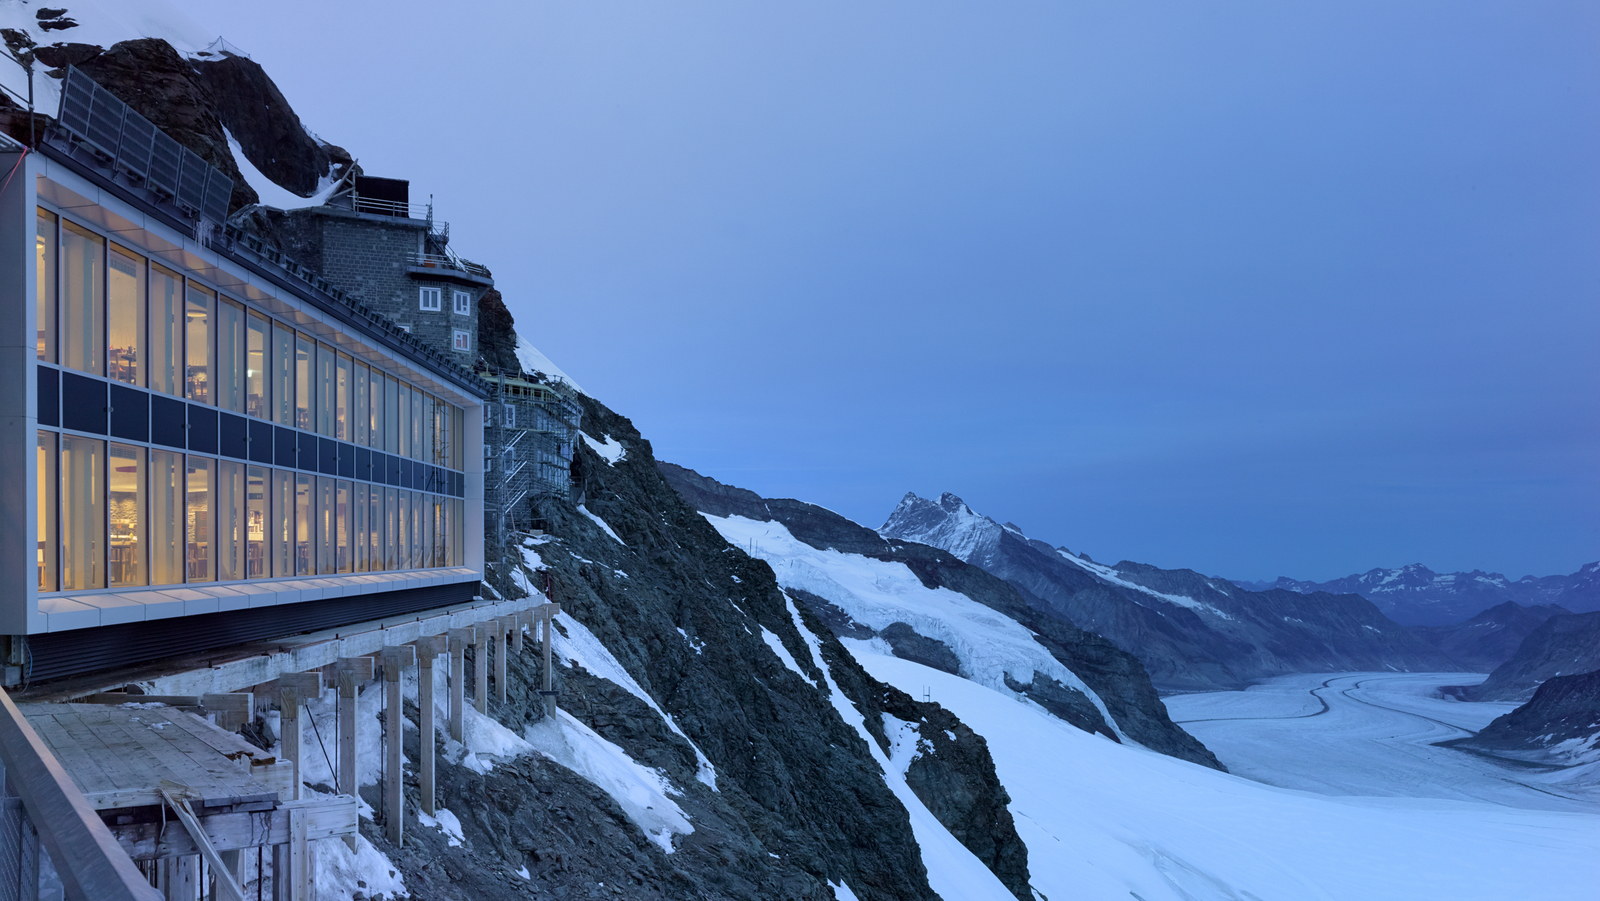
[17,703,293,811]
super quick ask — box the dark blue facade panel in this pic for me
[37,365,59,428]
[187,404,218,455]
[249,419,273,464]
[61,373,107,435]
[274,425,296,466]
[150,394,185,448]
[319,437,337,475]
[220,412,248,459]
[108,384,148,442]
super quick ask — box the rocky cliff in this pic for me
[1459,611,1600,703]
[1445,669,1600,767]
[880,492,1460,693]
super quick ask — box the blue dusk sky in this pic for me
[172,1,1597,582]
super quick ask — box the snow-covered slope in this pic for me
[859,650,1599,901]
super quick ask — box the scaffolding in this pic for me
[482,369,582,564]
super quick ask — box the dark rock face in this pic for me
[881,492,1461,692]
[660,464,1222,771]
[190,53,344,197]
[406,394,1040,900]
[879,623,961,676]
[476,288,520,372]
[75,39,260,213]
[1412,601,1574,672]
[1242,561,1600,626]
[1001,671,1117,741]
[1460,611,1600,702]
[1445,669,1600,764]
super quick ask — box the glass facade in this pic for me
[34,207,470,596]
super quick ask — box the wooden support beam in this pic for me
[446,627,475,743]
[508,611,526,653]
[540,605,561,718]
[110,797,358,861]
[414,636,446,818]
[77,694,254,733]
[158,788,246,901]
[161,855,198,901]
[379,645,415,848]
[472,622,493,715]
[274,674,322,802]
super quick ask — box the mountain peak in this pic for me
[880,491,1002,564]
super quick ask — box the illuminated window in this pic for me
[452,329,469,352]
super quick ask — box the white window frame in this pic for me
[419,287,441,311]
[452,329,469,351]
[453,290,471,315]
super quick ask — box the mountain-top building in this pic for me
[3,69,491,686]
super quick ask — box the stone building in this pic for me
[267,175,492,363]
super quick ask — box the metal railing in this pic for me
[406,251,492,278]
[350,193,418,219]
[0,690,160,901]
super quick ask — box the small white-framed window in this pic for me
[452,329,470,351]
[453,290,471,315]
[419,287,441,311]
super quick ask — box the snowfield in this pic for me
[1166,673,1598,810]
[857,652,1600,901]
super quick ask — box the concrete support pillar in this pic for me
[275,673,322,802]
[380,644,416,847]
[415,635,446,817]
[494,616,515,708]
[447,626,475,743]
[508,611,526,653]
[472,622,493,715]
[334,657,374,799]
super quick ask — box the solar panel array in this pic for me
[56,67,233,224]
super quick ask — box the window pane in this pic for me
[272,469,294,577]
[150,450,184,585]
[217,300,245,414]
[37,209,56,361]
[336,480,351,574]
[317,344,334,436]
[186,456,212,582]
[246,313,269,418]
[367,483,382,571]
[423,494,436,569]
[369,368,384,449]
[412,491,424,569]
[295,473,313,576]
[247,465,268,578]
[61,435,105,590]
[397,490,411,569]
[384,486,398,570]
[397,383,411,458]
[317,476,334,575]
[61,222,105,376]
[37,431,56,591]
[295,333,313,430]
[185,284,213,403]
[452,405,463,470]
[109,443,144,588]
[335,352,351,441]
[272,324,294,426]
[416,388,428,460]
[353,482,367,573]
[385,376,399,453]
[354,363,369,446]
[217,460,246,581]
[150,264,184,396]
[108,247,145,386]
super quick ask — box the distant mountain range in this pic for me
[1234,562,1600,627]
[1412,602,1574,672]
[1456,611,1600,703]
[878,492,1459,693]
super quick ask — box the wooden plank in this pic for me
[53,711,144,796]
[112,798,357,861]
[27,713,117,796]
[107,712,244,795]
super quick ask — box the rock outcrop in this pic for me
[1445,669,1600,766]
[1459,611,1600,702]
[190,51,349,196]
